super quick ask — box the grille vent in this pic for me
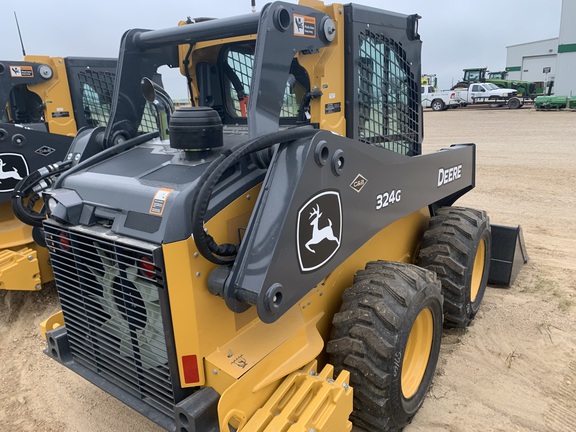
[45,223,176,417]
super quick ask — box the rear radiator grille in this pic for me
[45,223,176,417]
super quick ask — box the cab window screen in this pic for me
[225,47,303,119]
[78,70,115,128]
[357,31,418,155]
[79,69,156,133]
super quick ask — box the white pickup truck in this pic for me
[421,85,464,111]
[453,82,523,109]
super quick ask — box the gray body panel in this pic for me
[56,135,265,245]
[0,123,71,201]
[225,131,475,322]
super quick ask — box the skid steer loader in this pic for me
[19,0,523,430]
[0,55,118,290]
[1,55,163,290]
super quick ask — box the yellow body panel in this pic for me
[21,55,77,136]
[162,172,429,426]
[163,185,263,388]
[212,316,325,431]
[0,201,33,248]
[298,1,346,136]
[205,307,314,382]
[0,202,53,290]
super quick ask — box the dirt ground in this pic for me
[1,107,575,432]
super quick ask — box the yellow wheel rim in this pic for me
[470,238,486,303]
[401,308,433,399]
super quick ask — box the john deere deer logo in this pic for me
[297,191,342,272]
[0,159,23,182]
[0,154,29,193]
[305,204,340,253]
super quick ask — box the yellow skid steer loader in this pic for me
[16,0,527,430]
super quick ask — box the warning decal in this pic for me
[293,14,316,38]
[10,66,34,78]
[149,188,173,216]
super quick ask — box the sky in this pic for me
[1,0,563,97]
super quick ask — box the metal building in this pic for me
[506,0,575,96]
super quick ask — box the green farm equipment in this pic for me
[453,67,539,99]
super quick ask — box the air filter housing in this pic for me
[168,107,223,159]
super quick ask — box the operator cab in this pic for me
[196,41,311,127]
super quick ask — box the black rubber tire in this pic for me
[431,99,445,112]
[508,97,521,109]
[327,261,443,431]
[418,207,491,328]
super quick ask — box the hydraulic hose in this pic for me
[191,127,316,265]
[13,131,160,227]
[12,160,73,227]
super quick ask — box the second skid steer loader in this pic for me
[0,55,117,290]
[1,55,164,290]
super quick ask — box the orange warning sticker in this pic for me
[9,65,34,78]
[149,188,173,216]
[293,14,316,38]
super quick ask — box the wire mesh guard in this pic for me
[226,49,299,118]
[78,69,158,133]
[78,69,115,128]
[45,224,176,417]
[357,31,419,155]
